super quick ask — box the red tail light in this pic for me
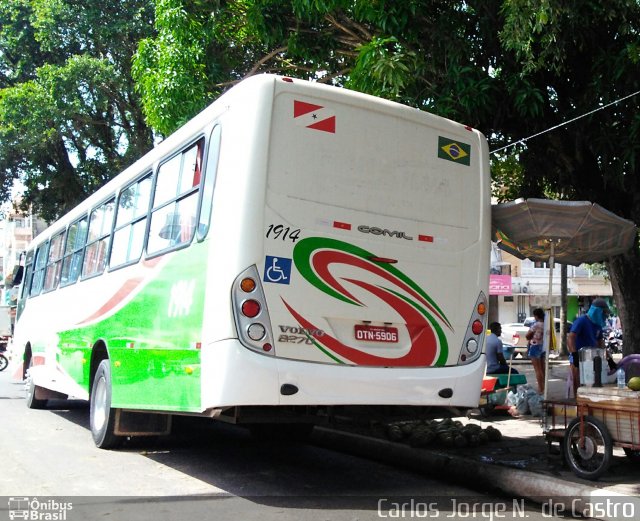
[471,320,484,335]
[242,300,261,318]
[232,265,276,356]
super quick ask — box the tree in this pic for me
[0,0,156,221]
[135,0,640,353]
[497,0,640,355]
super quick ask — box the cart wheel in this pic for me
[622,448,640,463]
[563,415,612,480]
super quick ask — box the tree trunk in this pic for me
[607,240,640,356]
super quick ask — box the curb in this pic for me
[311,427,639,512]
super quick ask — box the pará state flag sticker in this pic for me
[293,100,336,133]
[438,136,471,166]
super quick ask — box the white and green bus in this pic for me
[12,75,491,448]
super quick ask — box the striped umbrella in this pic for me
[491,198,637,399]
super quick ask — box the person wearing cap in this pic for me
[567,298,610,397]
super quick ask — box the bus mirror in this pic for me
[159,213,181,240]
[7,265,23,287]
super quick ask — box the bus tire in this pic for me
[90,360,122,449]
[25,359,47,409]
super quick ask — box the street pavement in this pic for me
[311,358,640,520]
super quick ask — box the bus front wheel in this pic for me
[90,360,122,449]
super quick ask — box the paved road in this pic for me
[0,366,572,521]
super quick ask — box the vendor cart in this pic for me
[543,386,640,480]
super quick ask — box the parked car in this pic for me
[500,322,530,354]
[501,318,571,359]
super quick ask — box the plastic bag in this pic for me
[509,384,539,416]
[528,393,543,417]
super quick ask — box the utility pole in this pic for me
[560,264,568,355]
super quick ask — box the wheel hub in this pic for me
[576,436,597,459]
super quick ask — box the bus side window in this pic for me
[60,216,88,286]
[43,230,66,292]
[111,174,152,268]
[21,250,34,300]
[29,242,49,297]
[82,199,115,278]
[197,124,221,240]
[147,138,203,255]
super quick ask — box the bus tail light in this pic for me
[241,300,261,318]
[232,266,275,355]
[458,291,487,365]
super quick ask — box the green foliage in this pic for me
[0,0,155,221]
[133,0,211,135]
[491,153,525,202]
[348,37,417,99]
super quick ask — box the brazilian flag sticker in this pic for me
[438,136,471,166]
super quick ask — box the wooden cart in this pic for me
[543,386,640,480]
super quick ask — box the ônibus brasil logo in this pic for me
[283,237,452,366]
[8,498,72,520]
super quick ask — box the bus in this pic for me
[12,75,491,448]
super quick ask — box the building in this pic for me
[0,205,48,327]
[489,243,612,326]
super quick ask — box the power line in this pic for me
[490,89,640,155]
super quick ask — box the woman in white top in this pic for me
[526,308,545,394]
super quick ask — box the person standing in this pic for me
[486,322,519,375]
[567,298,609,397]
[525,308,546,394]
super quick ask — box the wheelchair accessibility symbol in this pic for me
[264,256,292,284]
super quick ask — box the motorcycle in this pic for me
[0,335,9,372]
[605,327,623,354]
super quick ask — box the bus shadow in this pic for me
[46,408,419,510]
[48,399,91,428]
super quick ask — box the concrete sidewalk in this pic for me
[311,359,640,516]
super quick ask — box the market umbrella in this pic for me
[491,198,637,400]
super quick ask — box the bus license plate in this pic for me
[354,325,399,343]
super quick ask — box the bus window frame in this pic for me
[59,213,89,288]
[108,171,153,271]
[28,241,50,297]
[42,229,66,294]
[145,136,205,259]
[20,250,35,300]
[196,123,222,242]
[80,196,116,281]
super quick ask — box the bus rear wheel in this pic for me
[25,358,47,409]
[90,360,122,449]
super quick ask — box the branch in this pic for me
[243,46,289,79]
[316,68,351,84]
[324,13,372,43]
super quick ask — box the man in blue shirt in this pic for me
[486,322,519,375]
[568,298,609,396]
